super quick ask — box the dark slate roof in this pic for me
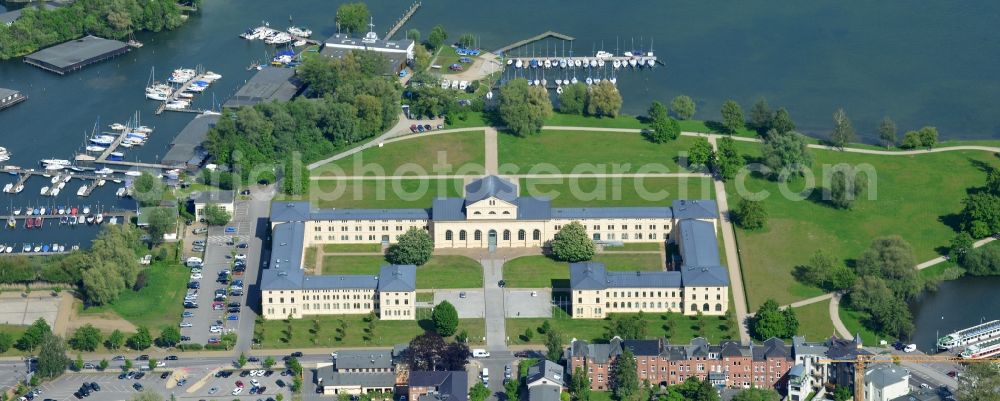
[431,198,466,221]
[223,67,301,108]
[528,385,562,401]
[825,336,870,360]
[260,222,307,290]
[271,201,312,222]
[516,197,552,220]
[568,339,622,364]
[677,219,721,267]
[335,349,394,370]
[162,114,219,166]
[24,35,127,70]
[316,368,396,387]
[270,201,429,222]
[672,199,718,220]
[464,175,517,205]
[190,189,235,204]
[680,266,729,287]
[411,371,468,401]
[570,262,681,290]
[569,262,608,290]
[622,340,661,357]
[526,360,565,387]
[378,264,416,292]
[755,338,792,361]
[551,207,672,219]
[432,196,552,221]
[302,274,378,290]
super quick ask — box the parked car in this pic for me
[275,380,285,388]
[227,314,239,321]
[160,372,170,379]
[236,380,245,388]
[132,383,143,391]
[165,355,178,361]
[237,243,248,249]
[180,336,191,341]
[248,356,260,362]
[137,355,150,361]
[208,387,218,395]
[134,372,145,380]
[89,383,100,392]
[231,388,242,396]
[193,228,208,234]
[179,321,193,328]
[193,240,206,246]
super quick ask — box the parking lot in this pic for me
[434,290,485,318]
[37,366,293,401]
[504,289,551,318]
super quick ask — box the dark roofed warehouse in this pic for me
[24,35,129,75]
[223,67,302,108]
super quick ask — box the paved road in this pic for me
[830,293,851,339]
[234,185,277,351]
[481,259,507,350]
[708,136,750,344]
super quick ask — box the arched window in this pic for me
[715,304,723,312]
[518,230,526,241]
[474,230,482,241]
[489,211,496,215]
[703,303,710,312]
[532,229,541,241]
[445,230,453,240]
[503,211,511,215]
[691,304,697,311]
[474,211,481,215]
[658,302,662,308]
[459,230,467,240]
[613,302,618,308]
[503,230,510,241]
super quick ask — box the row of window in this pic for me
[444,229,542,241]
[593,224,662,230]
[303,302,371,310]
[306,294,371,301]
[315,225,425,232]
[592,232,663,240]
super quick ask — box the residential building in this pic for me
[526,360,566,389]
[865,365,910,401]
[567,337,792,391]
[786,335,872,401]
[316,349,397,395]
[190,189,235,222]
[408,371,468,401]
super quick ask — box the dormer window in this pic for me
[489,211,496,215]
[503,211,510,215]
[474,211,481,215]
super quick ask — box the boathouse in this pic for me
[161,114,219,171]
[223,67,301,108]
[321,25,414,74]
[24,35,130,75]
[0,88,26,111]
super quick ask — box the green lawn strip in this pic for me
[729,141,1000,308]
[791,300,837,342]
[311,179,463,209]
[544,113,645,129]
[415,256,483,289]
[445,111,491,129]
[602,242,661,251]
[0,324,29,356]
[435,46,470,75]
[505,310,735,345]
[416,293,434,303]
[837,305,884,345]
[258,314,485,348]
[519,177,713,207]
[499,130,696,173]
[322,244,382,253]
[304,247,317,271]
[322,255,385,275]
[315,131,485,177]
[76,261,187,334]
[590,392,614,401]
[504,255,662,288]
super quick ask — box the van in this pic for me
[481,368,489,384]
[186,257,203,267]
[904,344,917,353]
[472,349,490,358]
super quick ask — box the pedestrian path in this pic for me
[485,127,498,175]
[708,136,750,344]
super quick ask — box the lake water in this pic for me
[910,275,1000,352]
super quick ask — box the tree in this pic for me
[832,386,851,401]
[570,366,591,401]
[131,390,164,401]
[427,25,447,49]
[127,326,153,350]
[335,2,369,34]
[133,172,165,207]
[719,100,744,134]
[282,157,311,196]
[770,108,795,136]
[962,244,1000,276]
[287,356,303,376]
[760,130,812,180]
[586,81,622,117]
[855,236,919,299]
[712,136,744,181]
[900,131,922,149]
[470,383,490,401]
[960,192,1000,238]
[794,250,835,288]
[433,301,460,336]
[16,317,51,351]
[522,328,534,342]
[98,358,109,370]
[670,95,696,120]
[826,264,858,291]
[731,388,780,401]
[74,353,84,371]
[106,329,125,350]
[648,115,680,144]
[156,325,181,348]
[878,116,897,148]
[957,362,1000,401]
[611,347,638,401]
[605,314,648,339]
[202,204,231,226]
[148,358,158,371]
[748,98,772,133]
[404,332,470,371]
[550,221,595,262]
[829,108,855,149]
[545,330,562,362]
[687,137,712,168]
[504,375,520,401]
[498,78,552,136]
[825,165,868,209]
[732,198,767,230]
[949,232,975,265]
[540,320,552,334]
[69,324,102,352]
[750,299,798,340]
[457,33,476,48]
[406,29,420,43]
[237,352,247,368]
[36,333,69,379]
[0,332,12,353]
[124,359,133,372]
[559,83,588,115]
[918,126,938,149]
[145,207,177,244]
[386,227,434,265]
[263,356,275,369]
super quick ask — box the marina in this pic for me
[149,68,223,115]
[384,1,421,40]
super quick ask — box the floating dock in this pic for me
[495,31,576,55]
[0,88,27,111]
[23,35,130,75]
[385,1,421,40]
[155,72,208,115]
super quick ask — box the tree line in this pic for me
[0,0,185,59]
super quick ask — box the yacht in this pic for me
[0,147,10,162]
[95,167,114,175]
[962,337,1000,359]
[203,71,223,80]
[40,159,71,167]
[109,216,118,225]
[77,185,87,196]
[938,320,1000,350]
[287,26,312,37]
[96,214,104,224]
[12,207,21,216]
[89,136,115,146]
[595,51,614,59]
[85,145,107,152]
[40,186,49,196]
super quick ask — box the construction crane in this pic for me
[820,353,1000,401]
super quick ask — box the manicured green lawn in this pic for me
[310,179,463,209]
[446,111,492,129]
[258,313,485,348]
[0,324,29,356]
[498,130,696,173]
[315,131,485,177]
[416,293,434,302]
[322,255,482,289]
[77,261,187,332]
[792,300,837,342]
[415,256,483,289]
[435,46,473,75]
[506,309,736,345]
[838,305,884,345]
[323,244,382,253]
[542,113,758,137]
[729,142,1000,308]
[603,243,662,251]
[503,254,663,288]
[519,176,713,207]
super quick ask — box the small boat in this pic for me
[146,92,168,101]
[559,59,567,68]
[57,206,65,215]
[95,214,104,224]
[77,185,87,196]
[115,187,126,197]
[77,215,85,224]
[35,217,43,228]
[0,244,6,253]
[71,245,80,251]
[543,59,551,68]
[33,244,41,252]
[68,216,77,226]
[50,187,60,196]
[613,59,621,69]
[570,76,578,85]
[86,215,95,224]
[293,39,307,47]
[60,216,68,225]
[646,58,656,68]
[85,145,106,152]
[629,58,638,67]
[597,59,605,68]
[515,59,523,68]
[3,183,11,193]
[609,77,617,85]
[4,246,11,253]
[107,152,125,161]
[533,79,540,86]
[506,59,513,66]
[574,59,582,67]
[25,217,33,229]
[22,243,30,252]
[556,86,564,94]
[586,77,593,85]
[95,167,114,175]
[70,207,77,216]
[39,207,45,215]
[32,207,39,215]
[82,206,90,214]
[57,245,64,252]
[109,216,118,225]
[12,207,21,216]
[6,216,14,228]
[124,171,142,177]
[287,26,312,37]
[109,123,127,131]
[42,245,49,253]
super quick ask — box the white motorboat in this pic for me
[574,59,582,67]
[146,92,168,101]
[77,215,85,224]
[115,187,127,197]
[595,50,614,59]
[559,59,567,68]
[82,206,90,214]
[515,59,523,68]
[589,59,598,68]
[570,77,578,85]
[646,58,656,68]
[543,59,551,68]
[109,216,118,225]
[939,320,1000,350]
[609,77,617,85]
[628,58,638,67]
[556,86,564,94]
[3,184,11,193]
[177,92,194,99]
[293,40,307,47]
[40,186,49,196]
[95,167,113,175]
[597,59,605,68]
[165,102,188,110]
[76,185,87,196]
[541,79,547,87]
[40,159,71,167]
[555,79,563,86]
[50,187,60,196]
[506,59,513,66]
[50,175,60,184]
[287,26,312,37]
[85,145,107,152]
[533,79,540,86]
[203,71,222,80]
[585,77,593,85]
[613,59,622,69]
[124,171,142,177]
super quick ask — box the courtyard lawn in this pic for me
[415,256,483,289]
[258,313,485,348]
[506,308,737,345]
[310,179,463,209]
[603,243,661,251]
[76,261,187,332]
[498,130,696,174]
[503,255,664,288]
[321,255,384,275]
[314,131,485,177]
[792,300,837,342]
[323,244,382,253]
[518,177,713,208]
[728,142,1000,309]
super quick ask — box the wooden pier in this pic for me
[495,31,576,54]
[385,1,421,40]
[155,73,207,115]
